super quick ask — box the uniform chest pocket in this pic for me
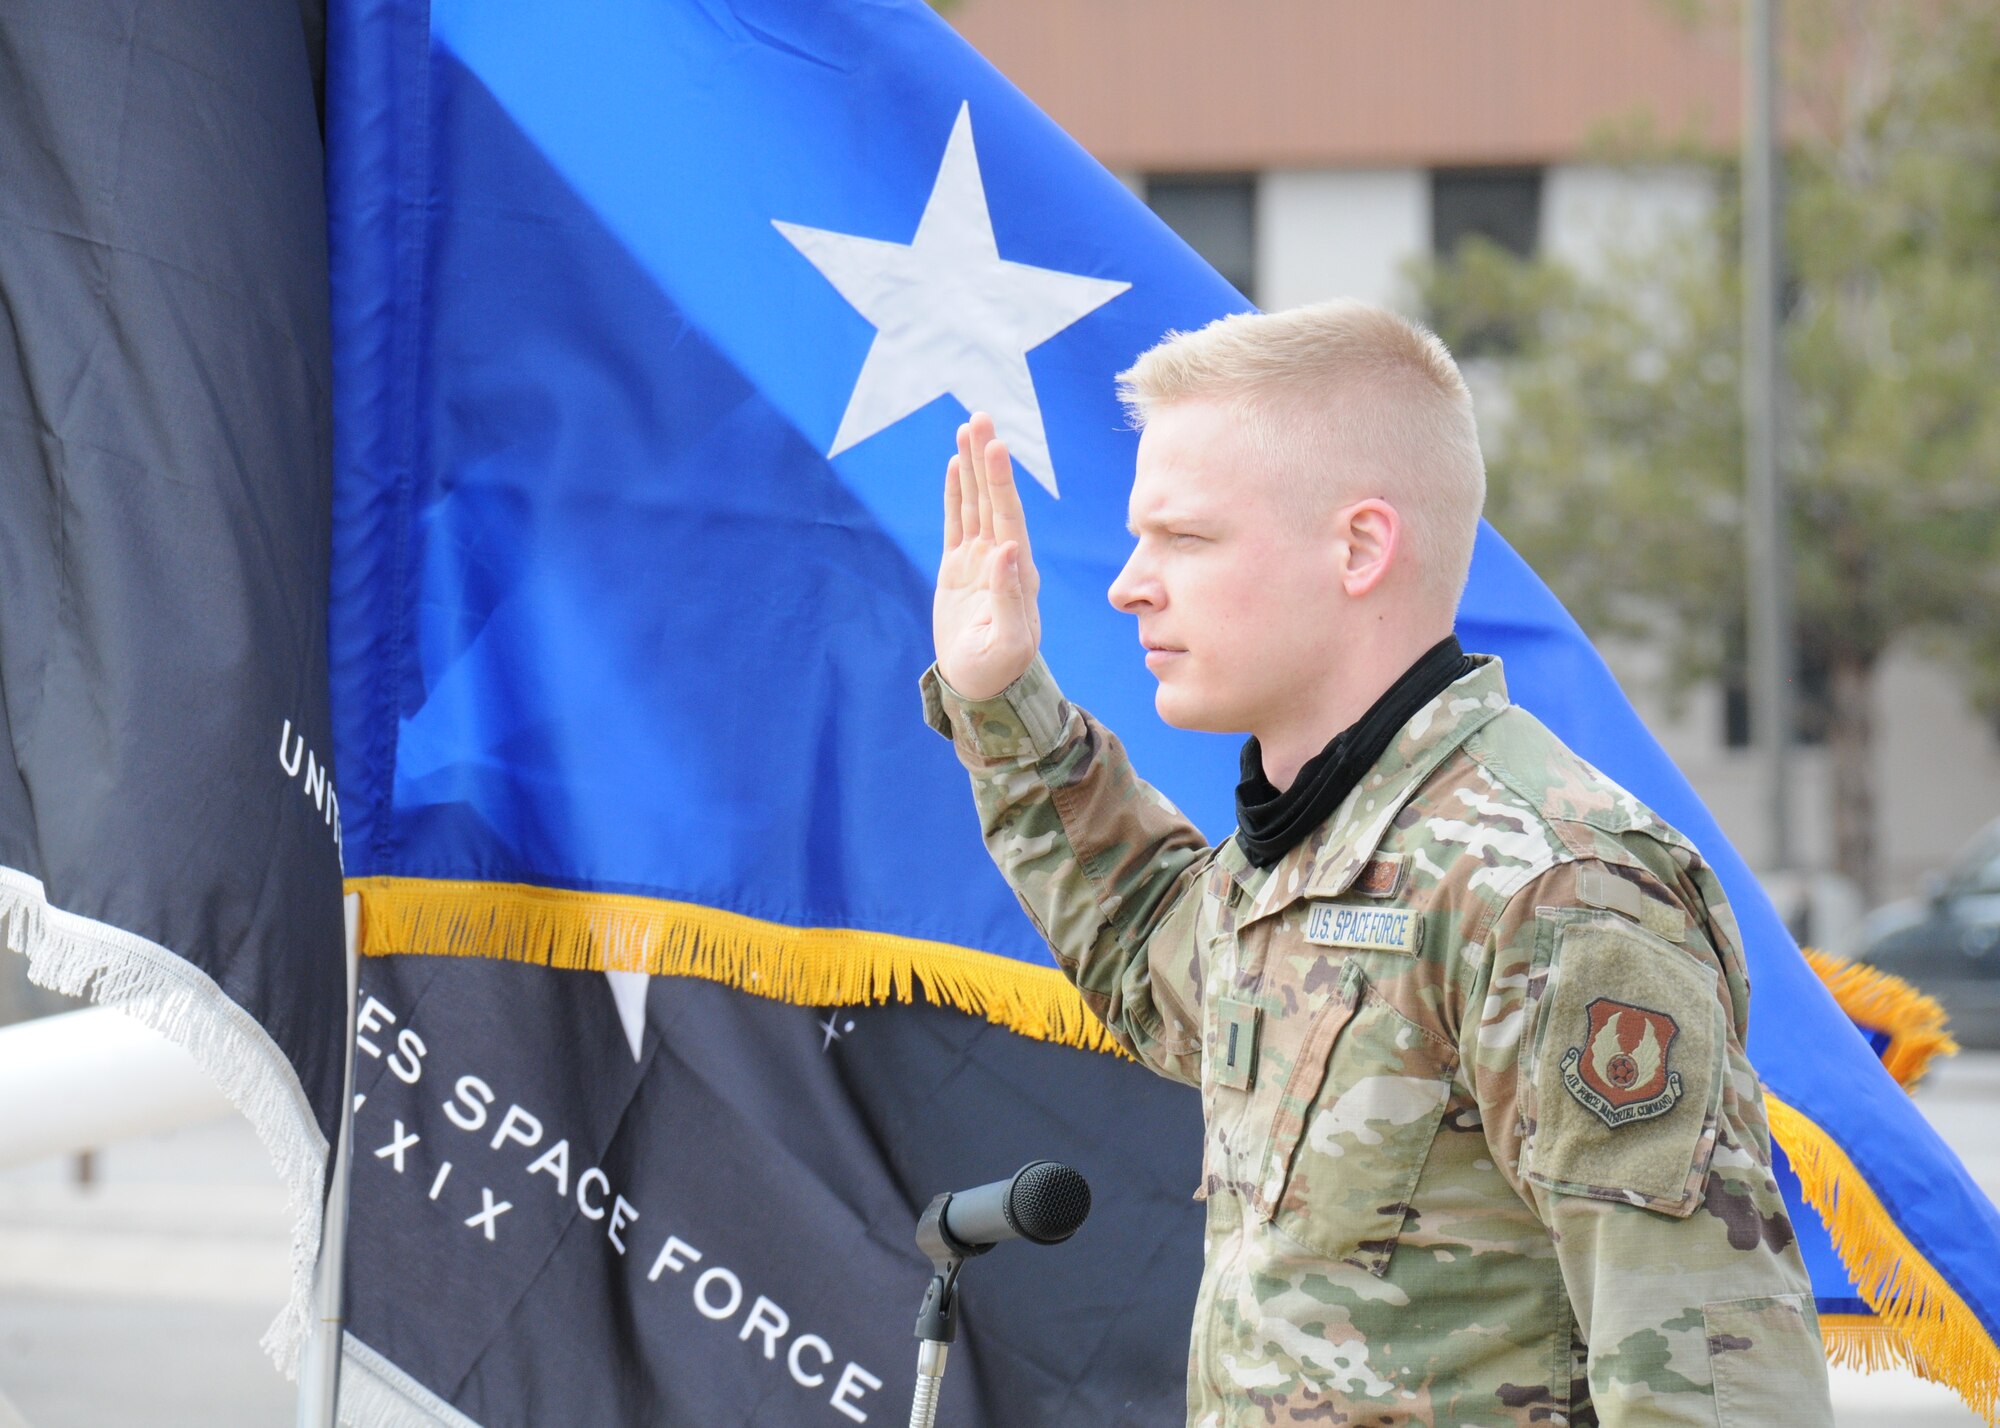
[1255,958,1457,1275]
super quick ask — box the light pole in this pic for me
[1742,0,1796,879]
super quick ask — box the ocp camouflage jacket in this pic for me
[922,653,1832,1428]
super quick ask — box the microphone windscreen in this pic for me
[1007,1161,1091,1244]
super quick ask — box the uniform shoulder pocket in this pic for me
[1525,911,1724,1216]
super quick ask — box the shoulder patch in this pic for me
[1561,998,1683,1127]
[1527,914,1723,1215]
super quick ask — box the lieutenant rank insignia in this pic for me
[1562,998,1684,1128]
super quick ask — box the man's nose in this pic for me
[1108,547,1155,613]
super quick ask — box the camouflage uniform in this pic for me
[922,653,1832,1427]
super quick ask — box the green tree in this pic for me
[1420,0,2000,902]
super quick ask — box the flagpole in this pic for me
[296,891,361,1427]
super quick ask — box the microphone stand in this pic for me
[908,1192,984,1428]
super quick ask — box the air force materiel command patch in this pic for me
[1562,998,1684,1128]
[1304,902,1422,954]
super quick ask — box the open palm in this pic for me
[933,411,1042,701]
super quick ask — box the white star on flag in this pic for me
[775,102,1129,497]
[606,970,648,1062]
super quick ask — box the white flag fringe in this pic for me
[0,864,329,1372]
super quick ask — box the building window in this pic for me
[1430,167,1543,260]
[1144,174,1256,301]
[1722,621,1831,749]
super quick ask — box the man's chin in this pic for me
[1152,684,1241,734]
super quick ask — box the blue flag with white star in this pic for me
[326,0,2000,1422]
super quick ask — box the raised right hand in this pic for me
[933,411,1042,701]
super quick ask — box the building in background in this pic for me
[950,0,2000,931]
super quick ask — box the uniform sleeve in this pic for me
[1461,855,1833,1427]
[920,657,1208,1086]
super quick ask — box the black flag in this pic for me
[0,0,346,1366]
[337,955,1204,1427]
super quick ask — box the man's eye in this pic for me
[1169,532,1203,546]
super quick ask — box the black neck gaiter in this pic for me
[1235,636,1475,868]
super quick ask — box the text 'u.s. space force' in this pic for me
[352,992,883,1422]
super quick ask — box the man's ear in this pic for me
[1338,498,1399,598]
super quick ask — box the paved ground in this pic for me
[0,1118,294,1427]
[0,1045,1996,1425]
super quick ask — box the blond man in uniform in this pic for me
[920,301,1832,1426]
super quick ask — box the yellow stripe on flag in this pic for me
[347,874,1125,1056]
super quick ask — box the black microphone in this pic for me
[931,1160,1091,1254]
[908,1161,1092,1419]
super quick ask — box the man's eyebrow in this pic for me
[1125,511,1208,536]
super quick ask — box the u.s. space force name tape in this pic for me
[1304,902,1422,955]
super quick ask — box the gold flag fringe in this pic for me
[1767,1095,2000,1424]
[1801,945,1959,1089]
[351,876,2000,1421]
[348,876,1126,1057]
[1817,1314,1938,1372]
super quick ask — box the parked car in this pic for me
[1848,817,2000,1049]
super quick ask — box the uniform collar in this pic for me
[1220,655,1512,926]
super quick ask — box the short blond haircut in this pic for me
[1116,300,1486,608]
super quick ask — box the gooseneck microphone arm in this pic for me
[907,1162,1092,1428]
